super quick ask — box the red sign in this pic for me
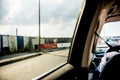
[40,43,57,49]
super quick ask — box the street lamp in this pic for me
[16,28,18,37]
[38,0,41,51]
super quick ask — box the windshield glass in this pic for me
[0,0,85,80]
[96,21,120,53]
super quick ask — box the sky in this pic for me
[0,0,120,37]
[100,21,120,37]
[0,0,83,37]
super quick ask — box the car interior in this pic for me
[37,0,120,80]
[0,0,119,80]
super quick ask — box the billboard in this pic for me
[17,36,24,51]
[2,35,9,47]
[24,37,33,51]
[9,36,17,53]
[40,43,57,49]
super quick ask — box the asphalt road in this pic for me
[0,49,69,80]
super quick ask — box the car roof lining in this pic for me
[105,1,120,22]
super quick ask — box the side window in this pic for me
[0,0,85,80]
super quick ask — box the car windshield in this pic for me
[96,21,120,53]
[0,0,85,80]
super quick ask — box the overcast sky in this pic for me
[0,0,120,37]
[100,21,120,37]
[0,0,83,37]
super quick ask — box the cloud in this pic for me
[0,0,82,25]
[0,0,21,24]
[100,21,120,36]
[40,0,83,37]
[0,0,83,37]
[0,0,38,25]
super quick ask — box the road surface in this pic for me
[0,49,69,80]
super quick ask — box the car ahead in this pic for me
[37,0,120,80]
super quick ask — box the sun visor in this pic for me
[105,1,120,23]
[106,14,120,22]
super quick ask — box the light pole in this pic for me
[16,28,18,37]
[38,0,41,51]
